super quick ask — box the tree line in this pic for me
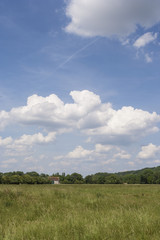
[0,171,51,184]
[1,166,160,184]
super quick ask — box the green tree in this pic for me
[85,175,93,184]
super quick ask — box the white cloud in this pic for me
[9,90,100,131]
[81,106,160,143]
[0,132,56,157]
[114,150,131,159]
[95,144,113,153]
[137,143,160,159]
[49,143,135,173]
[133,32,157,48]
[0,90,159,145]
[52,144,131,165]
[0,136,13,146]
[65,0,160,38]
[13,132,56,145]
[145,53,153,63]
[67,146,93,159]
[0,111,9,130]
[121,38,130,46]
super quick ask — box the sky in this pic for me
[0,0,160,176]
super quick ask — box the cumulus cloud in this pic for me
[137,143,160,159]
[65,0,160,38]
[0,111,9,131]
[0,132,56,157]
[95,144,113,153]
[67,146,93,159]
[0,90,159,145]
[9,90,100,130]
[114,151,131,159]
[13,132,56,145]
[133,32,157,48]
[0,136,12,146]
[80,105,160,143]
[0,132,56,147]
[51,144,131,169]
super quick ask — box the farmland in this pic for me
[0,184,160,240]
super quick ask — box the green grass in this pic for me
[0,184,160,239]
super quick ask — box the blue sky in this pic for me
[0,0,160,175]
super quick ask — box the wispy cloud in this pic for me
[145,53,152,63]
[133,32,157,48]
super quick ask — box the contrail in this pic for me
[58,37,99,68]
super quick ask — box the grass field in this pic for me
[0,184,160,240]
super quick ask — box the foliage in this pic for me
[1,166,160,184]
[0,172,50,184]
[83,166,160,184]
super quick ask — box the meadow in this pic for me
[0,184,160,240]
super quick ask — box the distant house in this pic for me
[49,177,60,184]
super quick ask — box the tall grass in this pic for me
[0,184,160,239]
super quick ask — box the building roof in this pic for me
[49,177,60,181]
